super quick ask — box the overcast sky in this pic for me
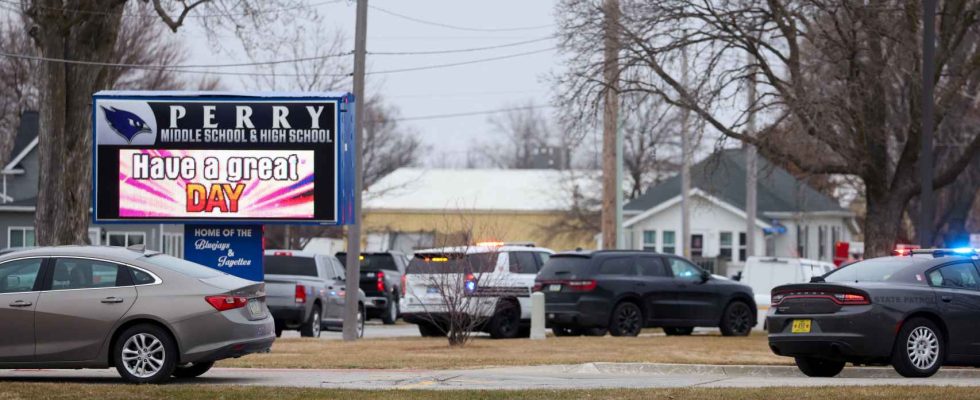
[178,0,561,167]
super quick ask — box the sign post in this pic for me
[92,91,355,280]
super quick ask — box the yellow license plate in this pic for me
[791,319,811,333]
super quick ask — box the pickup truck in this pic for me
[263,250,365,338]
[337,251,408,325]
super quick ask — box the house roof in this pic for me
[624,148,847,215]
[364,168,594,212]
[3,111,38,172]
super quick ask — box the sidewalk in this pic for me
[5,363,980,389]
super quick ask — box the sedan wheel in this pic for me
[609,302,642,337]
[892,318,943,377]
[113,324,177,384]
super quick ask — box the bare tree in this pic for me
[556,0,980,256]
[1,2,206,167]
[477,101,567,169]
[621,93,683,199]
[405,214,509,346]
[15,0,301,245]
[362,96,423,190]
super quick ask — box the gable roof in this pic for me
[624,148,847,215]
[364,168,594,212]
[3,111,39,173]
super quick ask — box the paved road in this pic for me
[5,363,980,390]
[279,321,423,340]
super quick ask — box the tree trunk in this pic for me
[32,2,126,245]
[862,191,906,258]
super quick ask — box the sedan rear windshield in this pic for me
[824,258,920,283]
[538,256,592,279]
[407,253,497,274]
[337,253,396,272]
[143,254,222,278]
[264,255,318,277]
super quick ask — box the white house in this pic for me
[623,149,859,267]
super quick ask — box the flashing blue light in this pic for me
[464,280,477,293]
[951,247,975,254]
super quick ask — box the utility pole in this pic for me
[601,0,620,249]
[343,0,368,341]
[919,0,936,248]
[680,34,691,258]
[745,62,758,260]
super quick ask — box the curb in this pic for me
[559,362,980,379]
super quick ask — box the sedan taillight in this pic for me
[772,290,870,306]
[206,295,248,311]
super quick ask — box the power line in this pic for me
[0,46,555,77]
[391,104,554,122]
[0,0,346,18]
[369,5,553,32]
[0,50,352,69]
[367,47,554,75]
[369,35,554,56]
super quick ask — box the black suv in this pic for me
[536,250,756,337]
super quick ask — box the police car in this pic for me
[399,242,553,339]
[769,248,980,378]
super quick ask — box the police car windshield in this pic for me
[824,258,915,283]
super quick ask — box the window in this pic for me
[0,258,43,293]
[144,254,223,278]
[690,234,704,257]
[51,258,122,290]
[637,256,668,277]
[535,252,551,266]
[106,232,146,248]
[161,233,183,258]
[928,263,980,290]
[818,226,827,260]
[739,232,747,261]
[598,257,636,276]
[825,258,925,284]
[264,255,319,277]
[509,252,540,274]
[796,225,808,258]
[719,232,733,261]
[642,231,657,251]
[7,227,35,248]
[831,226,841,249]
[667,257,703,281]
[662,231,676,254]
[130,268,157,285]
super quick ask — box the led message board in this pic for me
[92,91,354,224]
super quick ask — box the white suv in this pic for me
[399,243,553,339]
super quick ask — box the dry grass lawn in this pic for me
[1,383,979,400]
[218,332,788,370]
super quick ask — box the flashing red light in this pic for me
[274,251,293,256]
[295,284,307,304]
[205,295,248,311]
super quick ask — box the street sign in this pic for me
[91,91,354,225]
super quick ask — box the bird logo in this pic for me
[102,106,152,143]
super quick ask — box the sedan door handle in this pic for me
[941,295,953,303]
[101,297,124,304]
[8,300,32,307]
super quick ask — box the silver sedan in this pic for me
[0,246,275,383]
